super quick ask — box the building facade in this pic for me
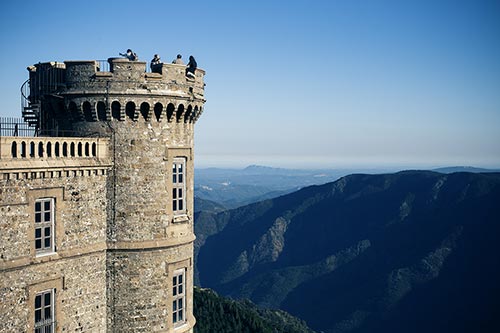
[0,57,205,332]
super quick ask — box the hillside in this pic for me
[196,171,500,333]
[194,287,316,333]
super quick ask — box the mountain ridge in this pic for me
[196,171,500,332]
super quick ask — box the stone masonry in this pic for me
[0,57,205,332]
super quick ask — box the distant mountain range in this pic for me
[194,165,500,209]
[195,171,500,333]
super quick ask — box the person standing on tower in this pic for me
[119,49,138,61]
[150,54,162,73]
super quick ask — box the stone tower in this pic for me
[0,57,205,332]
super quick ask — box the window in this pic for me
[172,159,186,214]
[172,269,186,326]
[34,289,55,333]
[35,198,55,255]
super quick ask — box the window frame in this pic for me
[172,158,186,215]
[172,268,186,327]
[34,197,55,256]
[34,288,56,333]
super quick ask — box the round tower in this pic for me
[25,57,205,332]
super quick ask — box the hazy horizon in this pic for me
[1,0,499,168]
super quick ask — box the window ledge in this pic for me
[172,214,189,224]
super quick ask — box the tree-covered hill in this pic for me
[194,287,316,333]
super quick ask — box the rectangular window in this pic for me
[34,289,55,333]
[172,159,186,214]
[172,268,186,326]
[34,198,55,255]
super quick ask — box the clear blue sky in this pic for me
[1,0,499,169]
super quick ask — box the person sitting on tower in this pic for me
[186,55,197,78]
[172,54,184,65]
[119,49,138,61]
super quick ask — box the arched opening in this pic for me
[83,101,93,121]
[68,101,80,121]
[78,142,83,156]
[70,142,75,157]
[38,142,44,157]
[140,102,150,120]
[11,141,17,158]
[21,141,27,158]
[46,142,52,157]
[154,103,163,121]
[85,143,90,156]
[30,142,35,157]
[166,103,175,122]
[92,143,97,157]
[111,101,121,120]
[184,105,192,123]
[63,142,68,157]
[176,104,185,122]
[126,102,136,120]
[97,101,107,121]
[55,142,60,157]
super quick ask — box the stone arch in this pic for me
[83,101,94,121]
[184,105,193,123]
[55,142,60,157]
[63,142,68,157]
[92,143,97,157]
[126,101,136,121]
[97,101,107,121]
[166,103,175,122]
[85,142,90,157]
[68,101,80,121]
[176,104,185,122]
[46,142,52,157]
[154,103,163,122]
[11,141,17,158]
[111,101,121,120]
[78,142,83,157]
[70,142,75,157]
[140,102,150,120]
[30,141,35,157]
[38,142,44,157]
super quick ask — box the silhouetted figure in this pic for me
[119,49,138,61]
[172,54,184,65]
[186,56,197,78]
[150,54,162,73]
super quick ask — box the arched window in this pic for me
[176,104,185,122]
[38,142,44,157]
[55,142,60,157]
[92,143,97,157]
[184,105,192,123]
[85,143,90,157]
[30,142,35,157]
[167,103,175,122]
[154,103,163,121]
[11,141,17,158]
[97,101,107,121]
[140,102,150,120]
[83,101,93,121]
[126,102,136,120]
[70,142,75,157]
[111,101,121,120]
[78,142,83,157]
[46,142,52,157]
[21,141,27,158]
[68,101,80,121]
[63,142,68,157]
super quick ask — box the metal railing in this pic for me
[0,117,36,137]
